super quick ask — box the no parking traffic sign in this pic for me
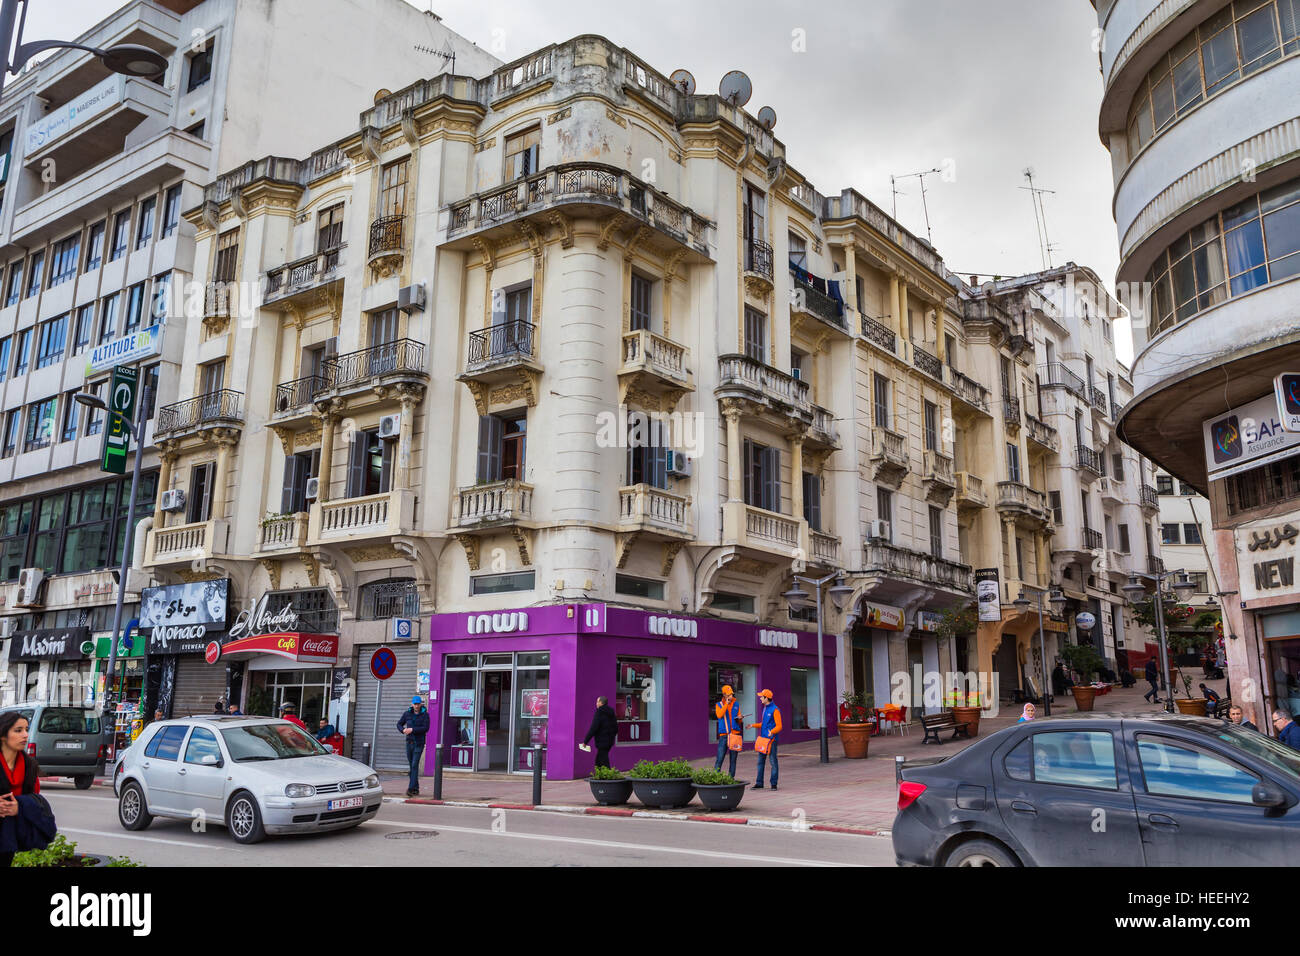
[370,646,397,681]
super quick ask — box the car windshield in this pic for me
[220,723,328,761]
[1191,722,1300,778]
[37,708,101,735]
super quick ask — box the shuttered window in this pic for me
[504,127,541,180]
[802,471,821,531]
[630,274,652,331]
[743,439,780,513]
[187,463,214,523]
[281,450,319,514]
[743,307,766,363]
[347,429,393,498]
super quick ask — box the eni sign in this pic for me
[25,75,125,154]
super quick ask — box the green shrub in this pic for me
[691,767,738,785]
[107,856,143,867]
[629,758,694,778]
[13,834,78,867]
[588,765,625,780]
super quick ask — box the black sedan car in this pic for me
[893,712,1300,866]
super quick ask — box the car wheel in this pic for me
[118,782,153,831]
[226,791,266,845]
[945,839,1018,867]
[74,774,94,790]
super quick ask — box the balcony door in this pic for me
[379,159,409,219]
[368,309,400,375]
[199,360,225,420]
[281,450,320,515]
[346,428,393,499]
[477,412,527,483]
[743,183,765,244]
[188,462,215,524]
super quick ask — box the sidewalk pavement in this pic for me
[381,676,1229,834]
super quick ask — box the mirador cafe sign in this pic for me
[208,595,338,664]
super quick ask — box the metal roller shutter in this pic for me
[171,657,228,718]
[352,642,420,770]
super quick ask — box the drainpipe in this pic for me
[131,516,152,582]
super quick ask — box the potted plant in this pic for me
[691,767,747,811]
[1174,672,1207,716]
[838,690,874,758]
[10,835,139,868]
[586,764,634,806]
[628,758,696,809]
[1060,642,1105,712]
[949,689,982,737]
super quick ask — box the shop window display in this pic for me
[789,667,822,730]
[615,655,663,743]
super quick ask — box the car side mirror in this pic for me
[201,754,222,767]
[1252,782,1288,808]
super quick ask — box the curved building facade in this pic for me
[1096,0,1300,724]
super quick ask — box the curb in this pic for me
[380,794,888,837]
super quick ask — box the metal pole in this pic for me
[370,678,383,768]
[102,385,150,762]
[531,744,542,806]
[1037,597,1050,717]
[1153,576,1174,714]
[0,0,19,99]
[815,578,828,764]
[433,743,443,800]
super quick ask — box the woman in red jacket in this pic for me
[0,710,48,867]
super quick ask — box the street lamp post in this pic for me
[1123,569,1196,714]
[0,0,169,96]
[76,383,153,760]
[784,571,854,764]
[1013,587,1067,717]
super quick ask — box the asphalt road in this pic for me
[39,784,895,867]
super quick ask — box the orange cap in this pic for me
[759,689,773,700]
[721,685,734,696]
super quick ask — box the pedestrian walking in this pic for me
[0,711,57,867]
[749,689,783,791]
[1018,703,1036,722]
[279,701,308,730]
[713,685,743,777]
[1143,658,1161,703]
[581,696,617,768]
[397,695,430,796]
[1273,708,1300,749]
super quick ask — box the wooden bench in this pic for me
[920,710,972,745]
[1208,695,1231,719]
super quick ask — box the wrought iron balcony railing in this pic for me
[1084,527,1104,551]
[745,238,773,280]
[368,215,404,257]
[790,271,844,327]
[467,320,537,366]
[274,375,330,414]
[157,389,244,434]
[862,316,896,353]
[913,345,942,380]
[1077,444,1103,475]
[1038,362,1085,396]
[327,339,426,389]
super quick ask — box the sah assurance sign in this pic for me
[1203,393,1300,482]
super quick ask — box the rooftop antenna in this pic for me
[670,69,697,95]
[413,43,456,75]
[1020,168,1058,270]
[890,166,943,245]
[719,70,752,108]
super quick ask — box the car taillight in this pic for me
[97,745,106,761]
[898,781,927,810]
[26,743,35,756]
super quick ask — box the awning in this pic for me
[208,632,338,665]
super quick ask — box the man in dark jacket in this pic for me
[1143,658,1162,703]
[582,696,617,769]
[397,696,431,797]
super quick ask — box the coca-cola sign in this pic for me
[214,630,338,664]
[227,594,302,641]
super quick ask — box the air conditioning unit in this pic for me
[378,413,402,440]
[868,519,891,542]
[398,282,426,313]
[305,477,320,500]
[0,618,15,640]
[666,451,692,477]
[160,489,186,513]
[15,568,45,608]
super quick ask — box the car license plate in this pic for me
[55,742,82,750]
[327,797,363,810]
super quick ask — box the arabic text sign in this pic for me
[25,75,125,153]
[87,326,162,374]
[1237,516,1300,603]
[1203,392,1300,481]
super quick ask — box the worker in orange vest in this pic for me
[713,685,742,777]
[749,689,783,790]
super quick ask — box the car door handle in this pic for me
[141,762,150,769]
[1011,800,1037,814]
[1147,813,1178,830]
[177,768,187,775]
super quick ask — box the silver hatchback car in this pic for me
[114,715,382,844]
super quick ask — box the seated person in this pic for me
[1200,683,1222,707]
[314,717,337,741]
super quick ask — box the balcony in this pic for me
[789,270,847,332]
[618,484,691,539]
[272,375,329,422]
[948,367,991,415]
[156,390,244,438]
[996,481,1050,530]
[446,163,711,259]
[1083,528,1104,551]
[203,283,234,333]
[1100,476,1125,506]
[1076,445,1103,481]
[1003,395,1021,430]
[912,345,942,381]
[264,247,345,309]
[869,426,909,487]
[810,530,841,568]
[955,471,988,510]
[308,489,415,546]
[618,330,694,410]
[1148,555,1165,575]
[861,316,896,354]
[743,238,774,291]
[461,319,544,392]
[716,354,811,418]
[861,541,974,595]
[1038,362,1085,396]
[1087,384,1109,416]
[456,480,534,528]
[721,501,803,560]
[367,215,405,278]
[1111,398,1125,420]
[1025,415,1059,454]
[144,519,230,569]
[922,450,955,506]
[327,339,428,396]
[808,404,840,451]
[257,513,309,554]
[1140,484,1160,512]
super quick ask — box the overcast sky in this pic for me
[32,0,1129,359]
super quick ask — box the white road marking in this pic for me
[59,827,240,851]
[360,818,856,866]
[45,793,117,802]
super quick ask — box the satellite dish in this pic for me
[373,88,392,105]
[719,70,752,108]
[670,69,696,95]
[757,106,777,131]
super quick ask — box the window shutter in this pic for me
[742,438,755,506]
[765,448,781,513]
[380,437,395,493]
[281,457,297,514]
[477,415,503,483]
[347,432,367,498]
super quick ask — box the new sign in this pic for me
[1203,392,1300,481]
[100,365,137,475]
[87,326,162,375]
[1237,516,1300,603]
[25,75,125,154]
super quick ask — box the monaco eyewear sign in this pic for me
[87,325,162,375]
[11,627,91,662]
[142,580,229,654]
[1203,393,1300,482]
[25,74,125,153]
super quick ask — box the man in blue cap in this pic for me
[397,695,431,797]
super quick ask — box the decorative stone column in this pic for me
[723,399,743,502]
[317,411,337,504]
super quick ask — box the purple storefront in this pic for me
[426,604,836,780]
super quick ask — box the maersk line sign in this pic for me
[25,75,125,153]
[87,325,162,374]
